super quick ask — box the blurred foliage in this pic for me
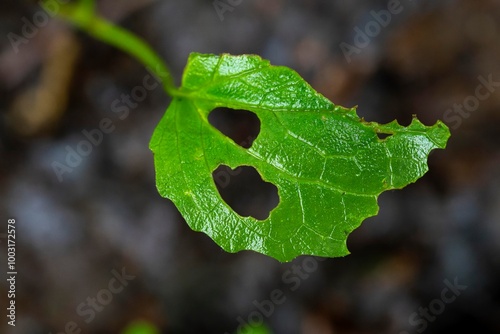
[122,320,160,334]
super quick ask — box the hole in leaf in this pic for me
[377,132,393,140]
[212,165,279,220]
[208,108,260,148]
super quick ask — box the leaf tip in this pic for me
[409,117,451,149]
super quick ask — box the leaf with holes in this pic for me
[150,53,450,262]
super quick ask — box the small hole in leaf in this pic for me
[208,108,260,148]
[212,165,279,220]
[377,132,392,140]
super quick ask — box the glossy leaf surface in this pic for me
[150,53,450,262]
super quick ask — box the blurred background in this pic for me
[1,0,500,333]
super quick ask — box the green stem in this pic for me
[50,1,179,97]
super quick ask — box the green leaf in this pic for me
[236,323,272,334]
[150,53,450,262]
[122,320,160,334]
